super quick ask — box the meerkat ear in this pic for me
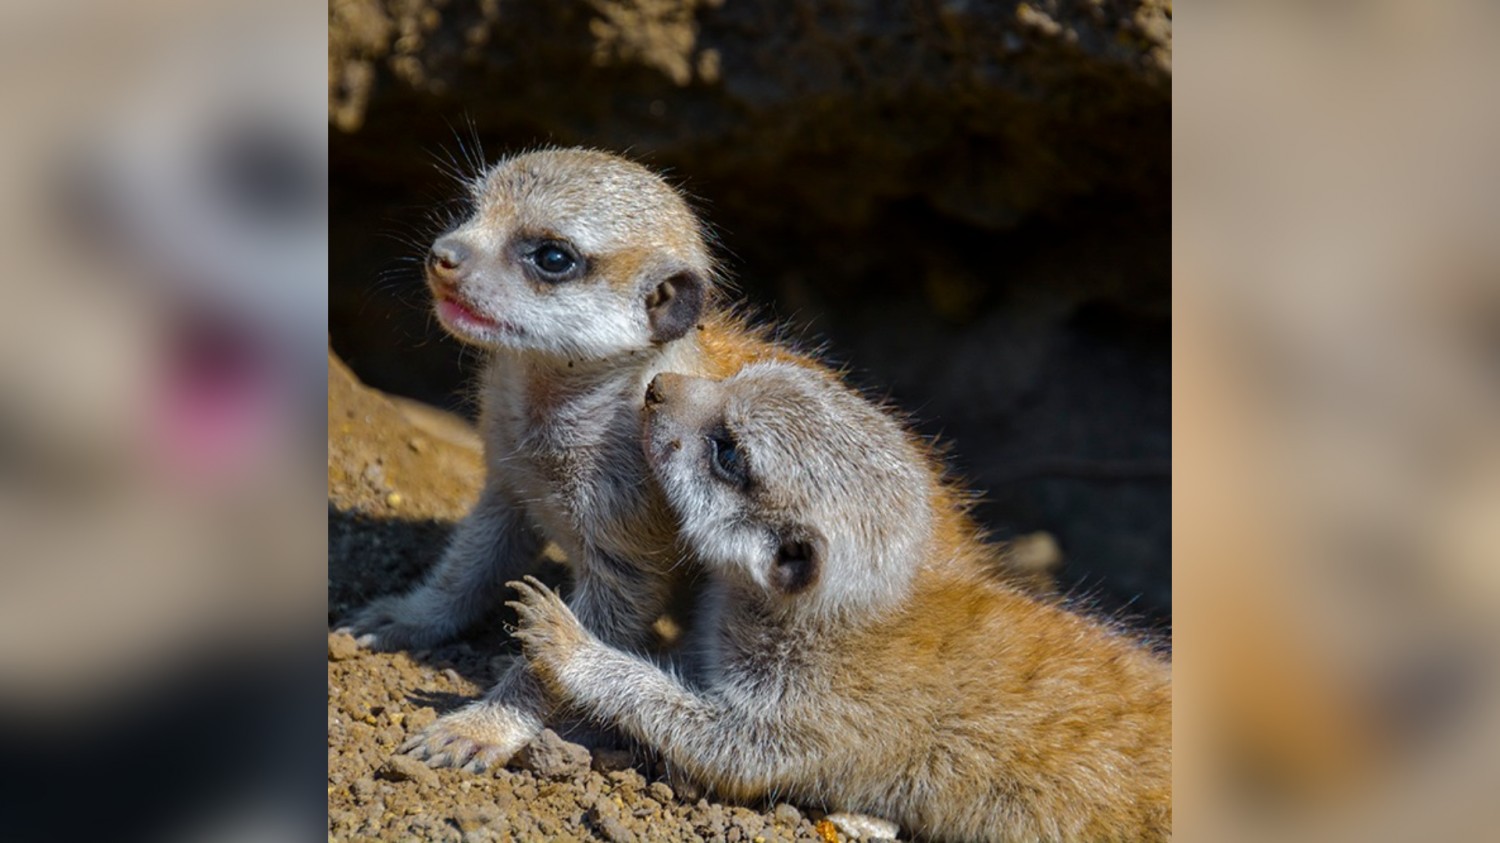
[770,529,824,596]
[645,270,704,344]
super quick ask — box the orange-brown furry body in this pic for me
[512,363,1171,842]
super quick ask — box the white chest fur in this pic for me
[477,347,694,568]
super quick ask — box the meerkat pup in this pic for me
[509,363,1172,843]
[336,148,819,771]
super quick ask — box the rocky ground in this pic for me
[328,353,878,841]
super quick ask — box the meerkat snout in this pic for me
[643,371,694,407]
[425,237,470,302]
[643,373,725,421]
[427,236,468,278]
[643,373,668,407]
[642,373,722,470]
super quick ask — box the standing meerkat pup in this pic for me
[509,363,1172,842]
[338,148,815,770]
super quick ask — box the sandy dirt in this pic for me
[327,352,878,841]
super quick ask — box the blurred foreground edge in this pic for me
[1175,2,1500,841]
[0,1,326,841]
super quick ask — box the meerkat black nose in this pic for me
[428,237,470,278]
[646,372,703,409]
[644,375,666,407]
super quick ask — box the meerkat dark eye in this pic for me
[530,243,578,277]
[707,430,748,486]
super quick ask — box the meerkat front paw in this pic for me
[399,702,537,774]
[334,593,458,651]
[506,575,593,683]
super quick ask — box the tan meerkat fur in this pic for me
[336,148,823,772]
[509,363,1172,842]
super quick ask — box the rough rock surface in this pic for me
[329,0,1170,225]
[330,0,1171,638]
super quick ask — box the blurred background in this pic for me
[329,0,1174,629]
[0,1,324,840]
[1176,1,1500,840]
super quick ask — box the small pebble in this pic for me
[405,707,437,732]
[772,803,803,827]
[592,808,637,843]
[511,728,592,780]
[328,632,361,662]
[591,747,636,773]
[378,754,438,787]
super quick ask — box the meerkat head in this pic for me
[642,363,934,616]
[424,148,713,360]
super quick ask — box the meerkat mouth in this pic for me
[639,410,677,466]
[155,306,275,480]
[435,294,495,327]
[435,293,524,338]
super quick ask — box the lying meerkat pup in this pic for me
[509,363,1172,842]
[336,147,825,771]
